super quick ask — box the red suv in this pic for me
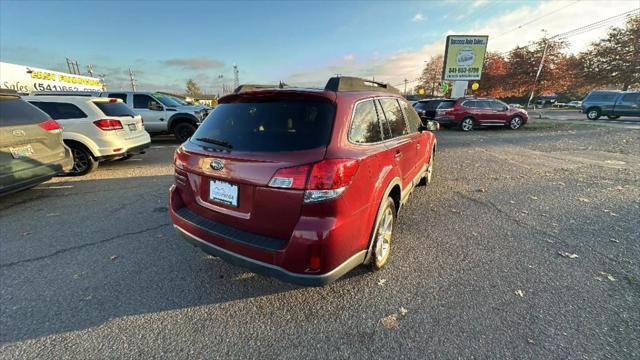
[435,97,528,131]
[169,77,437,285]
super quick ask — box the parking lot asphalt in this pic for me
[531,109,640,129]
[1,123,638,359]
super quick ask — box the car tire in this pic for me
[607,115,620,120]
[418,148,435,186]
[174,122,197,142]
[586,108,601,120]
[508,116,524,130]
[460,117,474,131]
[371,196,396,270]
[67,143,98,176]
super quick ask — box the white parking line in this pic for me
[128,158,143,161]
[34,185,74,189]
[150,145,178,149]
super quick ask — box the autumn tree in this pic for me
[186,79,202,97]
[580,15,640,90]
[475,52,508,97]
[419,55,444,96]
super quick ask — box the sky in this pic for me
[0,0,637,94]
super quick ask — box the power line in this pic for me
[492,0,580,40]
[397,8,639,90]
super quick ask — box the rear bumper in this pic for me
[174,224,365,286]
[434,116,457,125]
[97,141,151,161]
[94,132,152,158]
[0,150,72,196]
[169,184,369,286]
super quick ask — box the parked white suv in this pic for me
[24,96,151,175]
[31,91,205,142]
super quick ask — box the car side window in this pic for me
[379,98,408,138]
[399,99,421,132]
[108,93,128,103]
[490,101,507,110]
[133,94,154,109]
[463,100,477,108]
[476,100,492,109]
[349,100,383,144]
[621,93,639,103]
[29,101,87,120]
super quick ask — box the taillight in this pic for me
[39,119,62,132]
[268,165,310,189]
[307,159,359,190]
[93,119,123,131]
[174,146,189,170]
[268,159,359,203]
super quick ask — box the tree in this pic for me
[419,55,444,96]
[580,15,640,90]
[475,52,508,97]
[186,79,202,97]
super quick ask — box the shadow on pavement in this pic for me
[0,174,301,344]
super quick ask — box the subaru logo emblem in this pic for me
[210,159,224,171]
[12,129,26,137]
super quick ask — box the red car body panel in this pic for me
[436,97,528,128]
[169,87,436,285]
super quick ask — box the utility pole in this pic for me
[527,31,549,109]
[233,64,239,90]
[404,79,408,95]
[218,74,225,95]
[129,68,137,91]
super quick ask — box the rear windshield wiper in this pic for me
[195,137,233,149]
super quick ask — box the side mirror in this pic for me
[149,101,163,111]
[417,109,427,116]
[419,121,439,132]
[502,106,509,111]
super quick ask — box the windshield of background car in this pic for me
[94,101,137,117]
[437,100,456,109]
[191,100,335,152]
[153,94,182,107]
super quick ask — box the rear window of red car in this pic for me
[437,100,456,109]
[191,100,335,152]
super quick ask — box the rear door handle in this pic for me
[394,150,402,159]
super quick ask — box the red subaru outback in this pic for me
[435,97,528,131]
[169,77,437,285]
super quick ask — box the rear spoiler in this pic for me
[324,76,400,95]
[233,82,288,94]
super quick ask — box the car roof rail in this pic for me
[324,76,400,94]
[233,81,288,94]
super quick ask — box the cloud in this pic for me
[283,0,637,88]
[412,12,425,22]
[343,54,355,62]
[161,57,225,70]
[472,0,489,8]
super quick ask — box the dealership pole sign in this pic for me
[0,62,105,93]
[442,35,489,81]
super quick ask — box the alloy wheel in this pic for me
[461,118,473,131]
[71,148,89,174]
[510,117,522,129]
[374,207,394,266]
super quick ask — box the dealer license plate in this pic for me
[9,145,34,159]
[209,179,238,207]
